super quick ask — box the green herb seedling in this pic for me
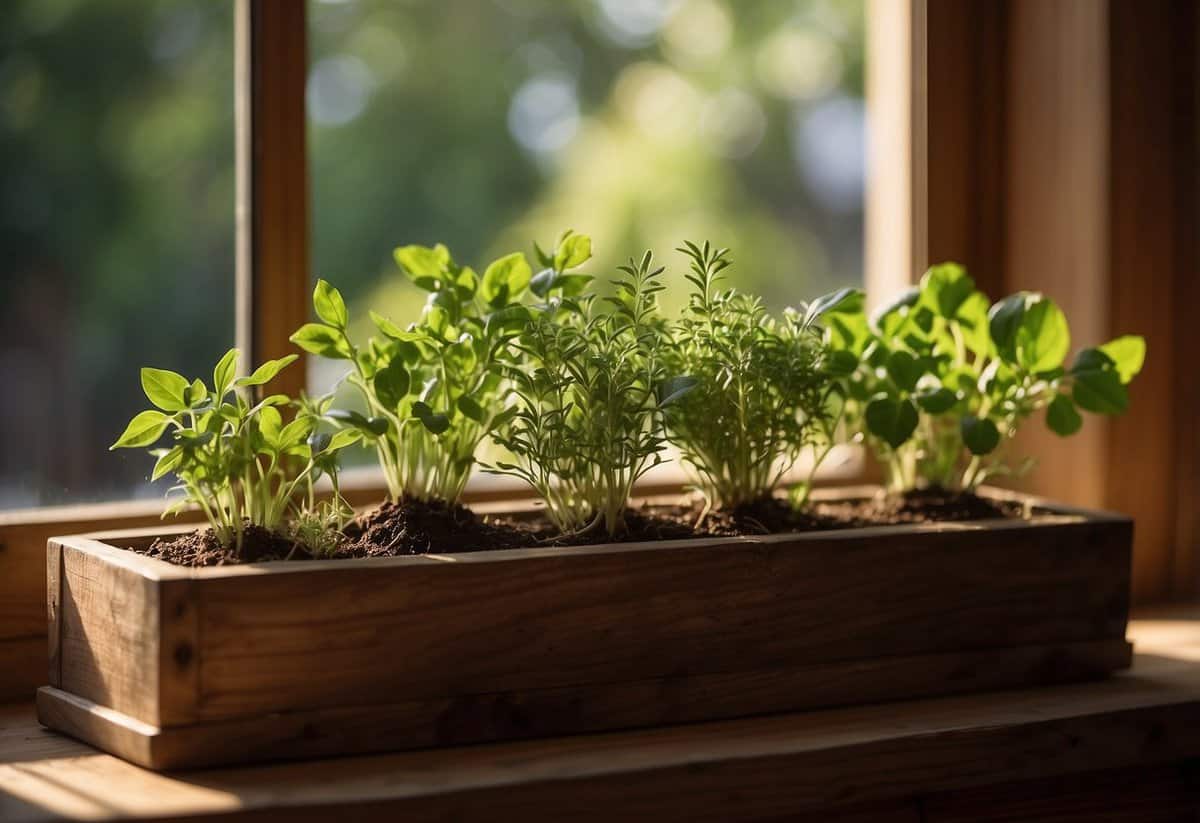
[824,263,1145,492]
[111,349,360,555]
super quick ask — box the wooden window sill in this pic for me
[1,605,1198,821]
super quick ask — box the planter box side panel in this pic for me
[190,517,1131,722]
[52,540,193,726]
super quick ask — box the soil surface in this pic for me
[136,487,1031,567]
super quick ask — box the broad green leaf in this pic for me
[213,348,239,397]
[1098,335,1146,384]
[369,311,429,342]
[1070,347,1114,374]
[961,415,1001,455]
[373,359,410,410]
[290,323,353,359]
[258,405,283,448]
[413,401,451,434]
[823,349,859,377]
[394,244,450,290]
[1046,393,1083,436]
[865,397,918,449]
[919,263,975,318]
[237,354,299,387]
[150,445,183,481]
[886,350,923,392]
[554,233,592,270]
[988,293,1026,363]
[804,287,864,327]
[327,428,362,451]
[956,292,992,357]
[1073,367,1129,414]
[313,279,348,329]
[141,367,190,412]
[444,335,478,373]
[481,252,532,306]
[1015,296,1070,373]
[278,417,313,449]
[111,410,169,449]
[184,378,207,407]
[827,311,871,356]
[458,394,485,422]
[915,387,957,414]
[327,408,389,436]
[657,375,699,407]
[870,288,919,338]
[307,431,332,454]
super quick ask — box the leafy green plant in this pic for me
[825,263,1146,492]
[664,241,831,510]
[111,350,360,555]
[290,242,535,503]
[488,237,688,537]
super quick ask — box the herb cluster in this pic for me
[114,231,1146,550]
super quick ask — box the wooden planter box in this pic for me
[37,487,1133,770]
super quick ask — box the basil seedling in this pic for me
[111,349,359,555]
[825,264,1145,492]
[291,241,534,503]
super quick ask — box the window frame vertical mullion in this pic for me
[235,0,310,399]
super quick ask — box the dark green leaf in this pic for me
[373,359,410,410]
[1073,367,1129,414]
[458,395,485,422]
[988,293,1026,363]
[961,415,1001,455]
[1046,393,1083,436]
[915,387,957,414]
[886,350,923,392]
[865,397,919,449]
[823,349,859,377]
[413,401,450,434]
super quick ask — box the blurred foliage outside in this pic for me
[0,0,864,508]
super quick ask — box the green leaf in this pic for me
[111,410,169,449]
[290,323,353,359]
[1099,335,1146,384]
[327,428,362,451]
[554,232,592,270]
[1015,296,1070,373]
[657,375,699,407]
[1073,367,1129,414]
[1046,393,1083,436]
[458,394,485,422]
[141,367,190,412]
[915,387,957,414]
[481,252,532,306]
[988,294,1026,363]
[865,397,919,449]
[1071,347,1114,374]
[373,359,410,410]
[957,292,992,357]
[313,279,348,329]
[307,432,332,454]
[805,287,864,326]
[327,408,389,437]
[886,350,923,392]
[213,348,239,397]
[184,378,207,407]
[237,354,299,387]
[919,263,975,318]
[871,288,920,338]
[394,244,450,290]
[413,401,450,434]
[150,445,183,481]
[823,349,859,377]
[961,415,1001,455]
[278,417,313,449]
[258,405,283,448]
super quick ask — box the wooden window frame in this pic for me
[3,0,1195,702]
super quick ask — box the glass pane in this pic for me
[308,0,866,398]
[0,1,236,509]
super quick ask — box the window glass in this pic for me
[0,1,236,509]
[308,0,866,398]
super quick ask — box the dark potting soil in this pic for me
[135,487,1028,567]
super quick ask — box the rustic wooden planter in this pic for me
[37,487,1133,770]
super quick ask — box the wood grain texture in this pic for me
[35,490,1134,768]
[34,638,1132,769]
[2,607,1199,822]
